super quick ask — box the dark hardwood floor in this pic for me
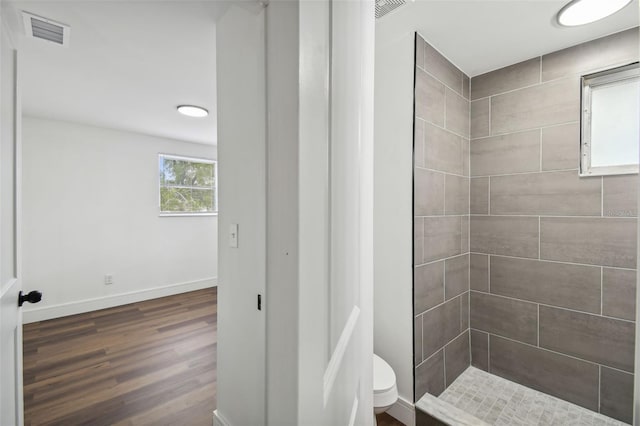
[376,413,405,426]
[23,288,217,426]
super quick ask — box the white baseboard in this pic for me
[22,277,217,324]
[213,409,230,426]
[387,396,415,426]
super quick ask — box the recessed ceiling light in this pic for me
[557,0,633,27]
[177,105,208,118]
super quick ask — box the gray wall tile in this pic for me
[424,216,462,262]
[423,297,462,359]
[415,169,444,216]
[445,175,469,215]
[470,177,489,214]
[414,217,424,265]
[491,78,579,134]
[470,98,489,139]
[460,292,469,330]
[415,261,445,314]
[415,349,445,400]
[470,292,538,344]
[471,57,540,100]
[600,366,634,424]
[540,217,637,268]
[470,216,538,258]
[490,256,601,313]
[444,331,470,386]
[415,35,425,70]
[603,268,637,321]
[461,216,469,253]
[470,254,489,292]
[424,41,463,95]
[415,315,423,365]
[425,123,463,175]
[541,123,579,171]
[445,255,469,300]
[416,68,445,126]
[415,119,425,168]
[463,75,470,100]
[445,88,470,137]
[490,171,601,216]
[604,175,638,218]
[470,329,488,371]
[470,130,540,176]
[539,306,635,372]
[462,138,470,177]
[489,335,599,411]
[542,28,639,82]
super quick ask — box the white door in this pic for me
[0,12,23,426]
[298,1,375,424]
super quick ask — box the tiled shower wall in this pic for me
[413,34,471,402]
[469,28,639,424]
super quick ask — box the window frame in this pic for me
[158,153,218,217]
[580,62,640,177]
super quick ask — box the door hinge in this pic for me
[257,294,262,311]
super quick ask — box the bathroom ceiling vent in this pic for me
[375,0,406,19]
[22,12,70,47]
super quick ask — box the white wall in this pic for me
[374,29,415,423]
[21,116,217,323]
[214,3,266,426]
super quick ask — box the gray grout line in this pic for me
[467,251,637,272]
[469,73,578,103]
[600,267,604,316]
[537,304,540,346]
[415,164,468,179]
[465,213,636,219]
[598,365,601,412]
[538,216,541,259]
[469,290,636,324]
[472,328,634,375]
[539,129,543,172]
[471,168,580,178]
[471,119,580,141]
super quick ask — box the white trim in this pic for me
[159,153,216,164]
[323,306,361,405]
[347,395,359,426]
[22,277,217,324]
[213,409,231,426]
[387,396,416,426]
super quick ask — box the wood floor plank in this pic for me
[24,288,217,426]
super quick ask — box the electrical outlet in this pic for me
[104,274,114,285]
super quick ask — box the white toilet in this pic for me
[373,354,398,415]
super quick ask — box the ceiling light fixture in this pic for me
[557,0,633,27]
[177,105,209,118]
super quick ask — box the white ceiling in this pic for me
[3,1,638,145]
[376,0,639,77]
[5,1,228,145]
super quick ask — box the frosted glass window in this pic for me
[581,63,639,176]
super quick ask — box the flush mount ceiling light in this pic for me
[177,105,208,118]
[557,0,633,27]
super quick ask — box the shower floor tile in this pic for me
[439,367,627,426]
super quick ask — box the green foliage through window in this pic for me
[159,155,216,214]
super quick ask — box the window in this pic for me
[159,154,217,215]
[581,62,639,176]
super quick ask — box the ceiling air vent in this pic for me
[22,12,70,47]
[375,0,406,19]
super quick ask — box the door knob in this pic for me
[18,290,42,307]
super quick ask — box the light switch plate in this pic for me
[229,224,239,248]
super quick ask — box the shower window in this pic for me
[580,62,639,176]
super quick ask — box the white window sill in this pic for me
[159,212,218,217]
